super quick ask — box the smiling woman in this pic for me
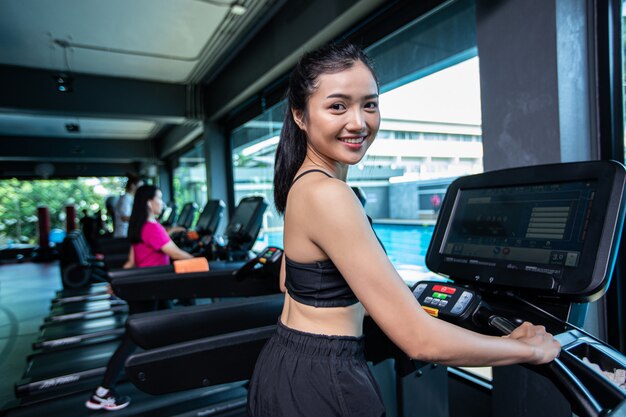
[246,43,560,417]
[249,43,389,417]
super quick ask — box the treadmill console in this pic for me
[426,161,626,301]
[225,196,268,251]
[422,162,626,415]
[177,202,198,229]
[195,200,225,236]
[235,246,283,279]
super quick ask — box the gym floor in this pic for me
[0,261,60,408]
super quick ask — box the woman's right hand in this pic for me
[507,322,561,365]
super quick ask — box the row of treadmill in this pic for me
[2,195,284,417]
[3,161,626,417]
[59,196,258,290]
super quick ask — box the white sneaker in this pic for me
[85,388,131,411]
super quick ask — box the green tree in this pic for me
[0,177,124,245]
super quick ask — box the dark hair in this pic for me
[128,184,159,243]
[125,173,141,191]
[273,43,378,214]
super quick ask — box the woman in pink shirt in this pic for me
[123,185,192,268]
[86,185,192,411]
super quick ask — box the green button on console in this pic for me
[433,292,448,300]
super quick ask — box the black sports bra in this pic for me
[284,169,384,308]
[285,256,358,307]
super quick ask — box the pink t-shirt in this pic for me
[133,221,171,267]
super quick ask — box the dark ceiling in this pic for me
[0,0,386,179]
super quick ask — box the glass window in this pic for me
[360,0,489,380]
[351,1,482,281]
[231,102,286,250]
[229,0,483,269]
[0,177,125,245]
[333,56,484,294]
[173,141,207,224]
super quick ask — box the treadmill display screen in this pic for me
[196,201,221,234]
[426,161,626,300]
[440,180,597,275]
[230,201,259,232]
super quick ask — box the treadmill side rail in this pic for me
[126,326,276,395]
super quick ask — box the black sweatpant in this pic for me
[247,320,386,417]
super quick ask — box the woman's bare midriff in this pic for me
[280,293,365,337]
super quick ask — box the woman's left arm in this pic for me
[123,247,135,269]
[160,241,194,260]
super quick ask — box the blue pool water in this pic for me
[257,223,435,270]
[371,224,435,267]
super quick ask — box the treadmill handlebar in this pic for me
[126,294,284,349]
[111,247,283,301]
[107,264,173,280]
[414,280,626,417]
[487,313,626,417]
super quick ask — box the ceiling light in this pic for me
[230,3,246,15]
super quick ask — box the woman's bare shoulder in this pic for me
[292,175,357,214]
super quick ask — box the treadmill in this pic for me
[3,382,250,417]
[51,200,220,309]
[3,294,285,416]
[120,161,626,417]
[159,202,177,227]
[10,246,283,406]
[117,263,419,417]
[50,202,195,301]
[50,196,256,312]
[209,196,268,261]
[171,199,225,253]
[414,160,626,416]
[33,267,179,353]
[175,202,198,230]
[31,198,255,352]
[10,197,271,405]
[36,269,169,333]
[3,250,283,417]
[46,263,190,326]
[120,321,408,417]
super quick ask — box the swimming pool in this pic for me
[371,224,434,268]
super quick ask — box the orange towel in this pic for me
[174,257,209,274]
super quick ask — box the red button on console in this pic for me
[432,285,456,295]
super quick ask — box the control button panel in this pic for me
[412,281,478,319]
[234,246,284,279]
[258,247,282,264]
